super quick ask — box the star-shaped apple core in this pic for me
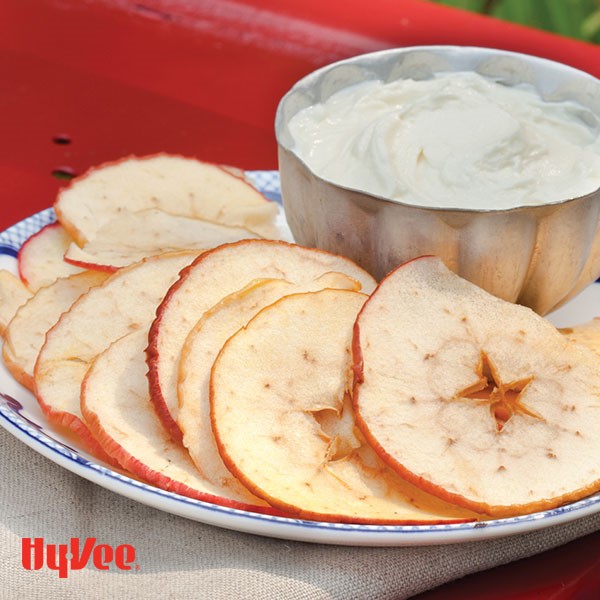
[458,352,540,431]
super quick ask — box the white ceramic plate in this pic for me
[1,171,600,547]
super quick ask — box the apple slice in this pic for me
[560,319,600,356]
[64,209,260,271]
[18,222,85,291]
[210,289,477,523]
[34,251,199,459]
[54,154,281,245]
[353,256,600,518]
[148,239,377,443]
[3,271,109,390]
[81,329,277,513]
[178,272,361,497]
[0,270,32,335]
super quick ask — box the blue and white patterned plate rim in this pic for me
[1,170,599,547]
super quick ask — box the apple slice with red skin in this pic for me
[64,209,261,271]
[18,222,86,290]
[353,256,600,518]
[148,239,377,443]
[34,251,199,460]
[81,329,281,514]
[178,272,361,497]
[210,288,478,524]
[0,270,32,335]
[54,154,281,245]
[3,271,109,391]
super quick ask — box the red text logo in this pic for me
[21,537,137,578]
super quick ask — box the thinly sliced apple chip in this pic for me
[18,223,85,291]
[210,289,477,523]
[34,251,199,459]
[178,273,361,497]
[0,270,32,335]
[148,239,377,443]
[64,209,260,270]
[353,256,600,518]
[54,154,280,244]
[81,329,276,512]
[560,318,600,356]
[3,271,109,390]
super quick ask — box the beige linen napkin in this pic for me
[1,426,599,600]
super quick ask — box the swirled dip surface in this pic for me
[288,72,600,209]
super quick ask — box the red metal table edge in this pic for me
[0,1,599,598]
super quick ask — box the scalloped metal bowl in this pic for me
[275,46,600,315]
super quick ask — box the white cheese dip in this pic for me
[288,72,600,209]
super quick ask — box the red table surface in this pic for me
[0,0,599,597]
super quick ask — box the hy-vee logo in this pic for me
[21,537,138,578]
